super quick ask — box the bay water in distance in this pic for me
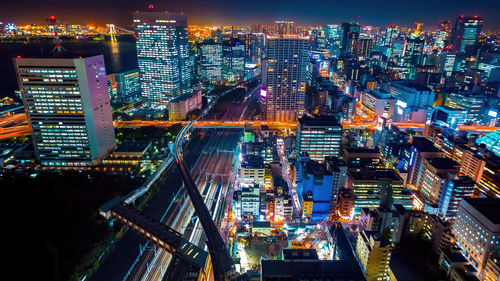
[0,35,138,98]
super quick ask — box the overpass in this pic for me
[100,200,208,270]
[174,122,234,281]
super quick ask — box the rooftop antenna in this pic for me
[48,15,65,56]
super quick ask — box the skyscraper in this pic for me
[450,16,483,53]
[248,33,266,65]
[275,20,295,35]
[264,36,310,122]
[222,39,246,83]
[198,40,223,84]
[14,55,115,167]
[133,9,191,105]
[341,22,360,54]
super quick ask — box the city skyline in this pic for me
[1,0,500,29]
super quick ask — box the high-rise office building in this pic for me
[341,22,360,54]
[198,40,223,84]
[450,16,483,53]
[222,39,246,83]
[248,33,266,65]
[438,20,452,33]
[356,37,373,57]
[264,36,310,122]
[403,38,424,66]
[417,157,461,214]
[133,10,191,105]
[296,115,342,161]
[106,69,141,103]
[14,55,115,167]
[382,25,399,47]
[275,20,295,35]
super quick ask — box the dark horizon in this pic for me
[1,0,500,30]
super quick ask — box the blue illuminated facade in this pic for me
[297,159,334,221]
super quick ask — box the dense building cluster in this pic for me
[2,6,500,281]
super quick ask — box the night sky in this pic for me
[1,0,500,29]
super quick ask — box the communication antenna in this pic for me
[48,15,66,56]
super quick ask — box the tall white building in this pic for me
[14,55,115,167]
[264,36,310,122]
[133,10,191,105]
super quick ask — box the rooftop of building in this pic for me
[338,188,354,198]
[411,137,442,152]
[241,154,265,169]
[426,157,460,170]
[371,89,393,99]
[463,198,500,225]
[252,221,271,228]
[363,230,392,247]
[450,176,476,186]
[391,80,432,92]
[169,89,200,103]
[298,115,341,127]
[348,169,403,182]
[343,147,380,154]
[282,249,319,260]
[305,158,330,173]
[260,260,366,280]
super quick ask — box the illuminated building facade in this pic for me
[198,40,223,84]
[356,37,373,57]
[476,130,500,158]
[296,159,334,221]
[107,69,141,103]
[416,157,460,214]
[453,198,500,276]
[167,88,202,120]
[296,115,342,161]
[340,22,360,55]
[477,156,500,198]
[264,36,310,122]
[222,39,246,83]
[247,33,266,65]
[14,56,115,167]
[133,11,191,105]
[275,20,295,35]
[444,92,485,124]
[355,230,393,281]
[388,80,435,108]
[450,16,483,53]
[361,89,395,119]
[239,154,266,188]
[347,169,412,219]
